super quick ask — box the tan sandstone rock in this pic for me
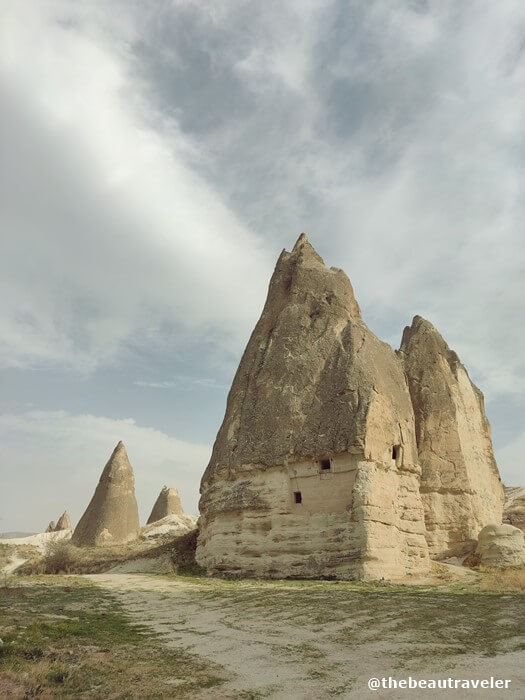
[45,521,56,533]
[475,524,525,567]
[399,316,504,558]
[503,486,525,533]
[196,234,430,580]
[71,441,140,547]
[54,511,72,531]
[147,486,184,524]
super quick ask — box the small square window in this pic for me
[294,491,302,504]
[320,459,331,471]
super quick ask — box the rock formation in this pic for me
[45,521,56,533]
[503,486,525,533]
[196,234,430,580]
[475,524,525,567]
[54,511,72,531]
[399,316,504,558]
[71,441,140,546]
[147,486,184,524]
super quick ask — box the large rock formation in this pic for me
[45,521,56,533]
[399,316,504,558]
[72,441,140,547]
[147,486,184,524]
[475,524,525,567]
[196,234,430,580]
[503,486,525,533]
[54,511,72,531]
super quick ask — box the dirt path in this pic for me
[87,573,525,699]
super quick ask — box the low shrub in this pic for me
[42,541,81,574]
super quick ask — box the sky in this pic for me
[1,0,524,533]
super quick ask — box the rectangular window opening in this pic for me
[320,458,331,471]
[392,446,398,460]
[294,491,302,504]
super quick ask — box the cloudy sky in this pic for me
[1,0,524,533]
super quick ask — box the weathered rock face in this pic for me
[45,521,56,533]
[399,316,504,558]
[197,235,430,580]
[475,524,525,567]
[54,511,72,531]
[503,486,525,533]
[147,486,184,524]
[71,441,140,547]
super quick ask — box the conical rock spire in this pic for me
[54,511,72,531]
[72,441,140,546]
[147,486,184,524]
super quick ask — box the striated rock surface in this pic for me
[399,316,504,558]
[147,486,184,524]
[475,524,525,567]
[503,486,525,533]
[54,511,72,531]
[197,234,430,580]
[72,441,140,547]
[45,521,56,533]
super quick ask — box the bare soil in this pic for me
[85,572,525,699]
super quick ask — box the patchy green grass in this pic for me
[0,576,226,698]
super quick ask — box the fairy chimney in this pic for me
[71,441,140,546]
[196,234,430,580]
[147,486,184,524]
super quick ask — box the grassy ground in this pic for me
[0,576,226,698]
[2,565,524,697]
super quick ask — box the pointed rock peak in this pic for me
[400,315,462,377]
[55,510,72,531]
[290,232,325,264]
[100,441,135,484]
[400,315,443,351]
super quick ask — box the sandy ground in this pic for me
[86,573,525,699]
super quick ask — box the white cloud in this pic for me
[0,410,210,531]
[0,1,272,372]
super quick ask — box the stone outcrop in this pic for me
[45,521,56,533]
[147,486,184,524]
[475,524,525,567]
[196,234,430,580]
[503,486,525,533]
[399,316,504,558]
[72,441,140,546]
[54,511,72,531]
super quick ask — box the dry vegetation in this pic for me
[15,531,200,576]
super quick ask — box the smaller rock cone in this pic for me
[55,511,72,531]
[72,441,140,546]
[147,486,184,524]
[45,521,56,533]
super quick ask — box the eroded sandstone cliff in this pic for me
[399,316,504,558]
[197,235,430,580]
